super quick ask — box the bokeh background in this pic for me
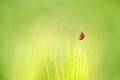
[0,0,120,80]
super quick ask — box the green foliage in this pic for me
[40,34,88,80]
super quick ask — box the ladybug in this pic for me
[79,32,85,40]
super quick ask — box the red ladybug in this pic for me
[79,32,85,40]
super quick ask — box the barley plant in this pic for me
[40,33,88,80]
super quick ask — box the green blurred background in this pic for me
[0,0,120,80]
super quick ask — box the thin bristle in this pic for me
[41,32,87,80]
